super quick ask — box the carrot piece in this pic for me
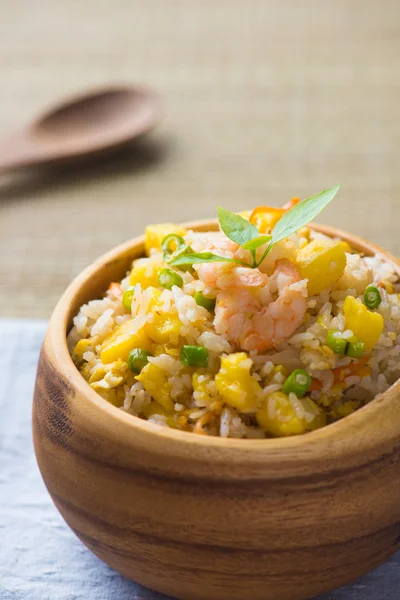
[282,197,301,210]
[333,354,370,383]
[193,412,215,435]
[310,378,322,392]
[249,206,284,225]
[311,355,371,391]
[249,197,300,226]
[357,365,372,378]
[379,280,394,294]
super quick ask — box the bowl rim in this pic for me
[47,218,400,456]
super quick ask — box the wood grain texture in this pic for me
[0,317,399,600]
[1,0,400,318]
[33,223,400,600]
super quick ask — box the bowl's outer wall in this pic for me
[33,223,400,600]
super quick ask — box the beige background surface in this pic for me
[0,0,399,318]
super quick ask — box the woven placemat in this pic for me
[0,0,399,318]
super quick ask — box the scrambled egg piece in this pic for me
[136,363,175,412]
[256,392,326,436]
[101,320,151,364]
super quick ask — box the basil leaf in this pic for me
[217,206,259,246]
[270,185,341,247]
[255,185,341,268]
[169,252,241,267]
[241,234,272,250]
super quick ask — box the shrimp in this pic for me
[196,263,268,289]
[189,231,239,255]
[192,232,307,351]
[214,259,307,352]
[193,231,267,289]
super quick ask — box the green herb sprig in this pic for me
[169,185,341,270]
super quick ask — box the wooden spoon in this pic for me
[0,86,162,172]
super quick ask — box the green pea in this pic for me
[282,369,312,398]
[158,268,184,290]
[180,345,209,368]
[346,339,365,358]
[122,287,135,311]
[194,291,216,311]
[364,285,382,310]
[326,330,348,355]
[128,349,152,374]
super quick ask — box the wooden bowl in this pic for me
[33,221,400,600]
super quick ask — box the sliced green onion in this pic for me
[282,369,312,398]
[158,268,184,290]
[326,330,348,355]
[161,234,194,271]
[180,345,209,368]
[346,339,365,358]
[162,234,186,262]
[128,349,152,374]
[364,285,382,310]
[194,291,216,311]
[122,287,135,311]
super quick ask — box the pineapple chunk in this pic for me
[101,320,151,364]
[129,256,163,288]
[296,238,346,296]
[146,313,181,345]
[145,223,187,256]
[343,296,384,351]
[136,363,174,412]
[215,353,261,413]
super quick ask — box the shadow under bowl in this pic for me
[32,220,400,600]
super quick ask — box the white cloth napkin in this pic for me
[0,318,398,600]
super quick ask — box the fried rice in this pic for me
[68,211,400,439]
